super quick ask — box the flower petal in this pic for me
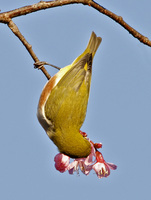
[106,162,117,170]
[79,161,93,175]
[67,160,79,174]
[54,153,70,173]
[84,142,96,165]
[92,162,110,178]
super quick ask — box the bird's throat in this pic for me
[50,128,91,158]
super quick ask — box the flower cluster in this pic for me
[54,131,117,179]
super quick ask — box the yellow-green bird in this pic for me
[37,32,102,158]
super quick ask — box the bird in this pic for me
[37,32,102,158]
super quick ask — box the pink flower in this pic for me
[53,132,117,179]
[78,142,96,175]
[78,160,93,175]
[67,159,81,174]
[67,141,96,175]
[92,151,117,178]
[54,153,70,173]
[67,157,92,176]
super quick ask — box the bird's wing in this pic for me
[44,53,92,130]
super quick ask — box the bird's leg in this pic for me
[34,61,61,70]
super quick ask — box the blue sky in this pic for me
[0,0,151,199]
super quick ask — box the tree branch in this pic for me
[7,19,51,79]
[90,1,150,46]
[0,0,150,47]
[0,0,150,79]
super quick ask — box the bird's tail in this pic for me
[72,32,102,65]
[86,31,102,57]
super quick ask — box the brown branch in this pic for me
[0,0,150,47]
[90,1,151,46]
[7,19,51,80]
[0,1,150,80]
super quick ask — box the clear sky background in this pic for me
[0,0,151,199]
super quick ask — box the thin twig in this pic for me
[7,19,51,80]
[90,1,150,46]
[0,0,150,47]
